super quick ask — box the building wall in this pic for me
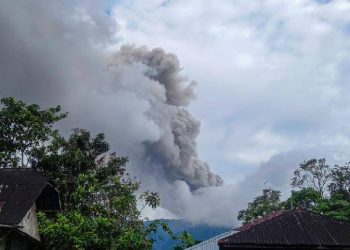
[0,238,5,250]
[18,203,40,241]
[0,228,9,250]
[0,231,40,250]
[7,233,30,250]
[0,203,42,249]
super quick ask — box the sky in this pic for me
[1,0,350,226]
[112,0,350,182]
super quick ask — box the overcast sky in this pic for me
[112,0,350,183]
[1,0,350,226]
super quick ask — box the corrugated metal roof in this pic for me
[185,231,233,250]
[219,209,350,249]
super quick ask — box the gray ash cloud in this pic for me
[0,1,222,190]
[111,46,223,188]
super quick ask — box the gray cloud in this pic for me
[3,0,350,227]
[110,45,222,187]
[155,147,350,227]
[0,0,221,196]
[111,45,196,107]
[113,0,350,174]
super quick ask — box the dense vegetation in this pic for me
[238,158,350,224]
[0,97,173,249]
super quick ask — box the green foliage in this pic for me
[140,191,160,210]
[0,97,169,249]
[34,129,160,249]
[0,97,67,167]
[146,219,176,246]
[237,188,282,224]
[173,231,198,250]
[34,129,131,212]
[284,188,322,211]
[329,164,350,199]
[239,158,350,224]
[145,219,200,249]
[318,194,350,221]
[38,211,154,250]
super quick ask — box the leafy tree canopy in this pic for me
[0,97,67,167]
[238,158,350,224]
[0,97,170,249]
[173,231,199,250]
[283,188,322,211]
[237,188,282,224]
[329,164,350,199]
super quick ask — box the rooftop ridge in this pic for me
[295,208,350,227]
[0,167,36,170]
[235,209,288,231]
[0,167,48,181]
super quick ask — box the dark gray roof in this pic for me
[219,209,350,249]
[0,168,49,225]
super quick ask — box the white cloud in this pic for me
[111,0,350,225]
[2,0,350,226]
[112,0,350,179]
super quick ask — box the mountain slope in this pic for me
[146,219,231,250]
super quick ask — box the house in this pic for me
[218,208,350,250]
[0,168,60,250]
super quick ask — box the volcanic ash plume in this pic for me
[111,46,223,188]
[0,0,221,202]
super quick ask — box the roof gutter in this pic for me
[0,224,21,244]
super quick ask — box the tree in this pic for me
[33,129,117,211]
[34,129,163,249]
[283,188,322,211]
[317,194,350,221]
[239,158,350,224]
[315,164,350,221]
[328,164,350,200]
[0,97,165,249]
[291,158,331,198]
[173,231,198,250]
[237,188,282,224]
[0,97,67,167]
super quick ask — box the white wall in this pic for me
[18,204,40,241]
